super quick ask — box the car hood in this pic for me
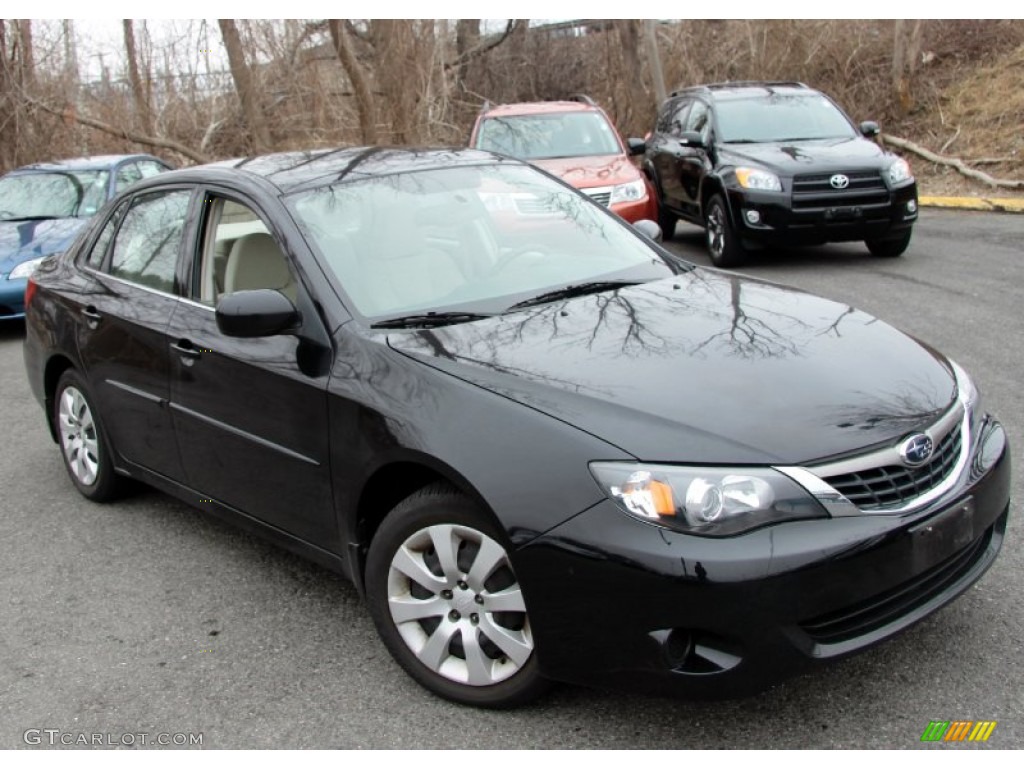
[0,217,86,274]
[531,154,640,189]
[720,137,894,176]
[386,270,957,465]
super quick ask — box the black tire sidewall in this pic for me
[53,370,120,502]
[365,485,549,708]
[706,194,744,268]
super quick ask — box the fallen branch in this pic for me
[883,133,1023,190]
[27,96,210,165]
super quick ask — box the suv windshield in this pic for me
[0,170,110,221]
[287,163,674,320]
[476,112,622,159]
[715,93,857,143]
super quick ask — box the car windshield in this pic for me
[286,163,676,321]
[475,112,622,159]
[0,170,110,221]
[715,94,857,143]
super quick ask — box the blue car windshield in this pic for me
[0,170,110,220]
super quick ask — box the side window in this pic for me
[83,201,128,269]
[109,190,191,293]
[685,101,710,136]
[196,197,295,306]
[668,99,692,136]
[115,163,143,193]
[137,160,168,179]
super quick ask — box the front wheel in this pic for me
[54,370,122,501]
[705,194,745,268]
[365,483,549,708]
[866,230,912,258]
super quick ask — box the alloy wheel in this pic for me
[58,386,100,486]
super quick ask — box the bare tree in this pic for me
[123,20,154,135]
[218,18,271,152]
[328,19,376,144]
[892,19,924,114]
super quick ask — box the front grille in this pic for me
[800,526,991,645]
[584,190,612,206]
[514,198,558,215]
[821,425,962,510]
[792,170,889,210]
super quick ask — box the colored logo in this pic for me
[900,433,934,466]
[921,721,997,742]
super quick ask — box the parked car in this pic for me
[469,97,658,223]
[24,148,1008,708]
[0,154,171,319]
[643,81,918,267]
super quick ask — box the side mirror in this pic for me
[627,137,647,156]
[215,289,300,338]
[680,131,706,148]
[860,121,881,138]
[633,219,663,244]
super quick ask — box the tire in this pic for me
[866,230,912,258]
[657,205,678,241]
[53,369,122,502]
[365,483,550,708]
[705,194,745,268]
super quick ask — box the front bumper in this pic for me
[727,181,918,247]
[515,417,1009,698]
[0,276,27,319]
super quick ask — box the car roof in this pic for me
[481,101,599,118]
[671,82,814,102]
[151,147,524,194]
[11,154,162,173]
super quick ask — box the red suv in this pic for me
[469,98,657,224]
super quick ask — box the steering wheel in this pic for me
[492,243,550,275]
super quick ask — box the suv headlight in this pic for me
[609,179,647,205]
[734,167,782,192]
[590,462,827,536]
[8,257,44,280]
[887,158,913,185]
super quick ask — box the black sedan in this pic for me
[23,148,1010,708]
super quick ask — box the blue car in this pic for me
[0,154,171,319]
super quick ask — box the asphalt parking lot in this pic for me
[1,208,1021,749]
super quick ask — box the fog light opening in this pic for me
[907,199,918,214]
[743,209,762,225]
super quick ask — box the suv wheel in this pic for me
[866,230,912,258]
[365,483,550,708]
[705,194,745,268]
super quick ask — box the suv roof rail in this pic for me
[568,93,598,106]
[669,81,809,97]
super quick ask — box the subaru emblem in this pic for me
[830,174,850,189]
[900,434,934,467]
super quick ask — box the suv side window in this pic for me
[667,99,692,137]
[109,189,191,293]
[685,100,711,138]
[83,201,128,269]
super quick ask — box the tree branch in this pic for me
[27,97,209,164]
[883,134,1023,190]
[444,19,521,72]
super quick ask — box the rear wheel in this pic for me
[365,483,549,708]
[866,230,912,258]
[705,194,745,268]
[54,370,122,501]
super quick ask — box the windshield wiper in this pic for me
[370,311,493,329]
[506,281,640,312]
[0,215,61,222]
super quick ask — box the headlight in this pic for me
[734,167,782,192]
[590,462,827,536]
[609,179,647,205]
[888,158,913,185]
[8,257,44,280]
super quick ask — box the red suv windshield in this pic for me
[476,112,622,159]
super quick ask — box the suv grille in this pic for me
[792,171,889,209]
[821,424,962,510]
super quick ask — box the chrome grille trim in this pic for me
[582,186,613,207]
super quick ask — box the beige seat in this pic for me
[223,232,297,302]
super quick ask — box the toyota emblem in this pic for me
[830,174,850,189]
[900,433,934,467]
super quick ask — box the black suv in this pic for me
[643,82,918,267]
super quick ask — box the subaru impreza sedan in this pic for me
[22,148,1010,708]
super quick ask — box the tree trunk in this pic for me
[328,19,376,144]
[455,19,480,89]
[218,19,271,152]
[892,19,923,114]
[123,20,154,135]
[17,19,33,87]
[643,20,667,107]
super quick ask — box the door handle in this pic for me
[170,340,202,360]
[82,306,102,322]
